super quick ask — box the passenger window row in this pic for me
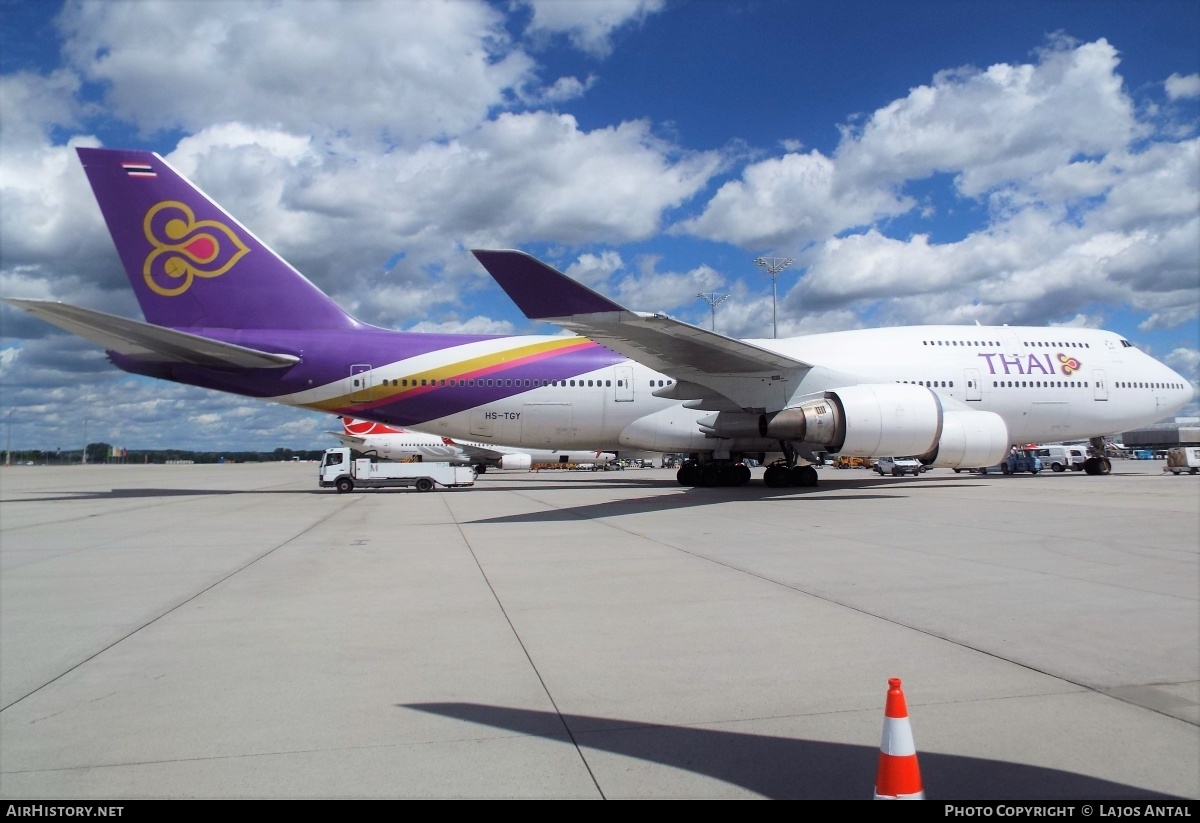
[371,377,675,389]
[1117,381,1185,389]
[993,380,1088,388]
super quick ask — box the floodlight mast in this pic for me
[696,292,730,331]
[754,256,793,338]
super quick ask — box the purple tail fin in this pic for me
[77,147,360,330]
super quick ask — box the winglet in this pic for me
[471,250,627,319]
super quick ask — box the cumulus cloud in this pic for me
[1165,73,1200,100]
[405,316,516,335]
[521,0,666,57]
[679,38,1146,251]
[57,0,534,147]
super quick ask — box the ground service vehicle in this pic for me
[999,450,1043,474]
[1030,445,1087,472]
[1164,447,1200,475]
[319,447,475,492]
[875,456,923,476]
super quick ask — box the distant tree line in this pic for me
[4,443,327,465]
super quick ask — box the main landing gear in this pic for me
[763,462,819,487]
[676,460,752,487]
[762,443,817,487]
[675,442,821,489]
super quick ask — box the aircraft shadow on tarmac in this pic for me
[462,476,980,524]
[4,475,985,505]
[404,702,1183,800]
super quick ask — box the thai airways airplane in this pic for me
[330,417,615,471]
[1,148,1192,488]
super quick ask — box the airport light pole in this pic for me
[696,292,730,331]
[4,408,12,466]
[754,256,793,338]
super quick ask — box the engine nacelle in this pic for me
[918,409,1009,469]
[498,453,532,470]
[760,383,943,457]
[758,384,1010,469]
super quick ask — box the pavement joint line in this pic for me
[490,491,1198,726]
[0,494,361,714]
[449,490,607,799]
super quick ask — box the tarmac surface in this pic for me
[0,458,1197,800]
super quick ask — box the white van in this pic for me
[1029,445,1087,472]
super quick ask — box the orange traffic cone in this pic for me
[874,677,925,799]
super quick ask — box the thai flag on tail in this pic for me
[121,162,156,178]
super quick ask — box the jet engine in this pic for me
[758,384,1009,469]
[498,454,533,470]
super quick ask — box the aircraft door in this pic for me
[614,367,634,401]
[964,368,982,401]
[350,364,373,402]
[470,409,494,438]
[1092,369,1108,401]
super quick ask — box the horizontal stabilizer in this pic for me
[2,298,299,368]
[327,432,368,449]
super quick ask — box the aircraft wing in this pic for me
[2,298,300,368]
[471,250,812,411]
[438,437,511,462]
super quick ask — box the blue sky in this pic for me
[1,0,1197,453]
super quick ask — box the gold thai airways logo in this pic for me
[142,201,249,296]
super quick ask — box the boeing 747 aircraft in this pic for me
[330,417,615,471]
[2,148,1192,487]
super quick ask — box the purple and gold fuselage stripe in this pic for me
[307,337,600,412]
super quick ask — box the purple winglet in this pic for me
[472,250,627,319]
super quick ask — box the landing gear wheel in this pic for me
[787,465,818,487]
[1083,457,1111,476]
[696,465,720,487]
[677,462,700,486]
[733,463,751,486]
[763,464,789,488]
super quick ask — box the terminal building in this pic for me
[1119,418,1200,452]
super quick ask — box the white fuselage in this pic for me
[281,325,1192,457]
